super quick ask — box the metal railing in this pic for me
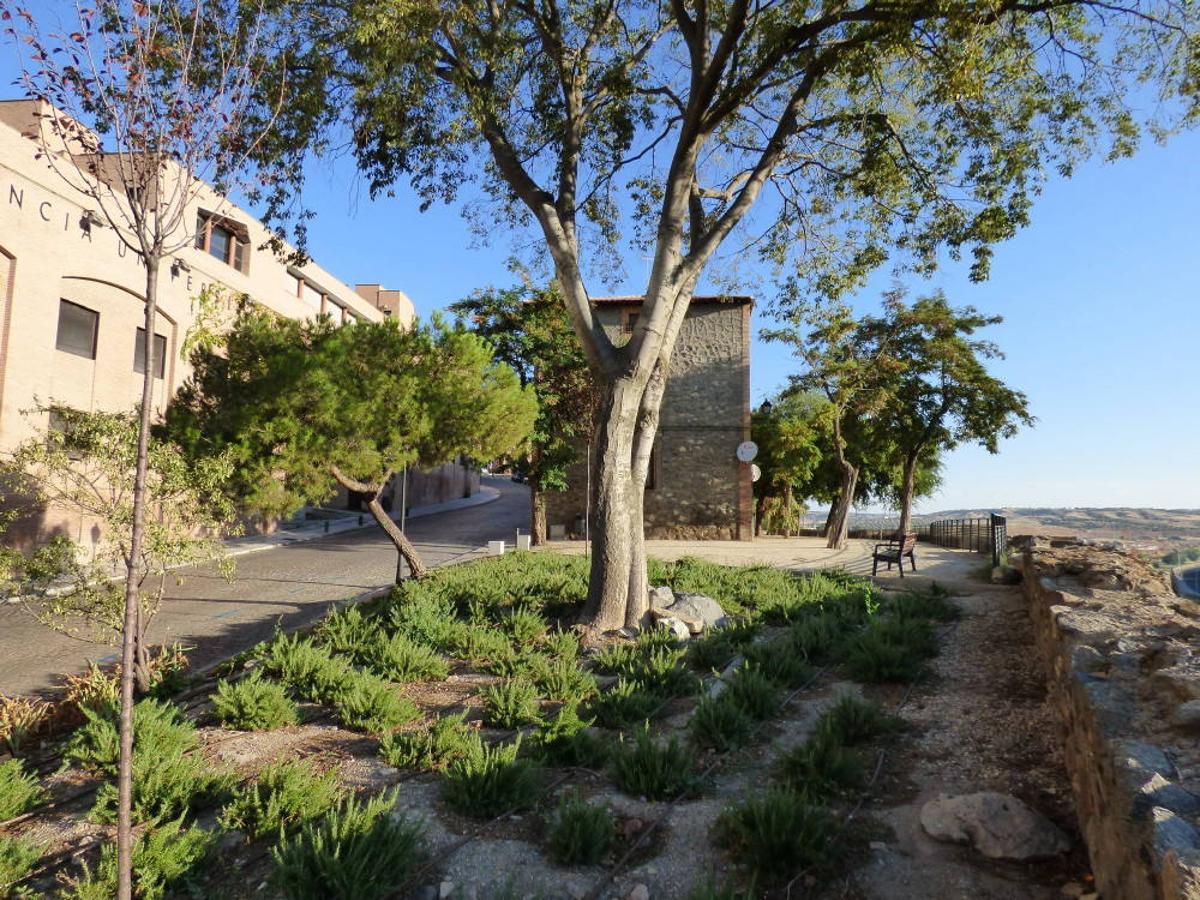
[917,514,1008,567]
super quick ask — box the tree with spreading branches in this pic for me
[450,281,599,544]
[3,1,288,892]
[247,0,1196,628]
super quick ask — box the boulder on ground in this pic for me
[667,592,727,629]
[648,585,675,610]
[919,792,1070,861]
[657,616,692,642]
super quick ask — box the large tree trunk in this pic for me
[896,450,920,540]
[822,498,839,537]
[117,257,161,900]
[581,378,642,631]
[624,361,666,630]
[826,464,858,550]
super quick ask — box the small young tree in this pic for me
[450,282,598,544]
[5,3,286,891]
[162,309,537,579]
[751,392,826,536]
[884,292,1034,538]
[765,299,909,549]
[0,407,238,674]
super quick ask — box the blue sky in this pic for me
[5,4,1198,514]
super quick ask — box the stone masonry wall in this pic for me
[1021,537,1200,900]
[545,300,752,540]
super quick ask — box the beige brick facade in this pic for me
[0,98,467,545]
[545,296,754,541]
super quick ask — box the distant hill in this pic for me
[911,507,1200,553]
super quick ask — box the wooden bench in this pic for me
[872,533,917,577]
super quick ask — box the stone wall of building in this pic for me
[1020,537,1200,900]
[544,299,752,540]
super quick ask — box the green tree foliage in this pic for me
[883,291,1034,537]
[245,0,1197,628]
[0,407,237,689]
[751,393,826,536]
[450,281,597,543]
[162,308,535,579]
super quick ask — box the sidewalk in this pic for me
[221,486,501,558]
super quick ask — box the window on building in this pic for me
[195,211,250,273]
[621,307,640,334]
[56,299,99,359]
[133,328,168,379]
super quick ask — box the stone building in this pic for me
[0,98,470,544]
[545,295,753,541]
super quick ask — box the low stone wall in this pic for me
[1020,537,1200,900]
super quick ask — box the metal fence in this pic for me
[917,514,1008,567]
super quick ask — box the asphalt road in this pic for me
[0,476,530,698]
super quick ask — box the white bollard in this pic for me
[516,534,532,551]
[487,540,506,556]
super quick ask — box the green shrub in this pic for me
[443,738,541,819]
[715,788,833,882]
[220,759,344,841]
[546,793,614,865]
[379,712,479,771]
[611,725,696,800]
[316,606,380,658]
[361,634,450,683]
[635,624,680,651]
[211,673,299,730]
[778,732,862,799]
[689,694,754,752]
[785,614,843,665]
[63,816,215,900]
[482,679,542,728]
[842,618,937,684]
[542,630,580,662]
[816,695,900,746]
[0,758,45,820]
[889,588,959,622]
[593,643,640,677]
[741,638,813,687]
[256,634,354,702]
[588,679,662,730]
[532,703,611,768]
[723,666,780,721]
[62,698,197,775]
[632,646,697,698]
[0,834,39,894]
[687,877,753,900]
[484,645,537,678]
[505,606,548,644]
[271,790,426,900]
[92,747,233,824]
[332,674,421,733]
[687,623,758,671]
[387,594,466,650]
[529,655,598,704]
[451,626,517,666]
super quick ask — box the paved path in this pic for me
[0,476,530,698]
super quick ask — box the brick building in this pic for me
[546,295,754,541]
[0,98,471,544]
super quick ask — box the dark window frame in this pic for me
[194,211,250,274]
[133,327,168,379]
[55,299,99,359]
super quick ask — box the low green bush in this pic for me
[378,712,479,771]
[635,624,680,651]
[0,758,45,820]
[361,634,450,683]
[715,788,833,882]
[542,630,580,662]
[546,792,614,865]
[256,634,354,702]
[0,834,39,894]
[443,738,542,819]
[816,695,900,746]
[741,638,813,687]
[686,623,758,672]
[593,643,640,677]
[687,877,753,900]
[220,759,345,840]
[92,747,234,824]
[62,698,197,775]
[271,790,426,900]
[532,703,611,768]
[211,673,299,731]
[331,674,421,733]
[588,678,662,730]
[63,816,215,900]
[316,606,380,658]
[842,618,937,684]
[529,655,598,704]
[785,614,844,665]
[454,628,517,667]
[482,678,542,728]
[505,606,548,645]
[723,666,780,721]
[889,588,959,622]
[689,693,754,752]
[611,725,696,800]
[777,731,862,799]
[633,645,697,698]
[389,594,470,651]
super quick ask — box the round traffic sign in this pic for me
[736,441,758,463]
